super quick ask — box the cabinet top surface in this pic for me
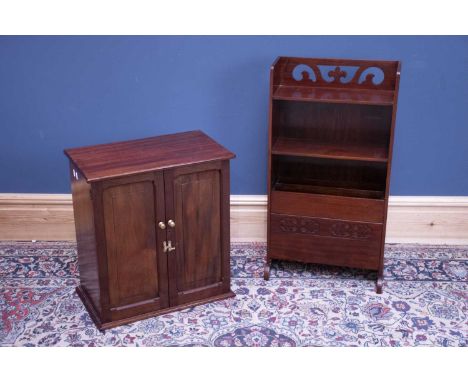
[64,130,235,182]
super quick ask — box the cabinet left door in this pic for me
[99,172,169,321]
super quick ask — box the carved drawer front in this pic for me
[270,190,385,223]
[269,213,383,270]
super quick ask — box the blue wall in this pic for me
[0,36,467,195]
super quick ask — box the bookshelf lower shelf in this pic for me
[273,181,385,200]
[272,137,388,163]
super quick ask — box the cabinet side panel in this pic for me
[173,170,222,291]
[103,181,160,308]
[220,160,232,293]
[70,164,100,313]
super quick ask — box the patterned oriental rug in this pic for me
[0,242,466,346]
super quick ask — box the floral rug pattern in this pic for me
[0,242,467,346]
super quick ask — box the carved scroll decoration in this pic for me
[279,217,320,234]
[292,64,385,87]
[278,216,373,240]
[330,222,372,239]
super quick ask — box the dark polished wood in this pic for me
[164,161,230,307]
[65,130,235,182]
[271,155,387,199]
[266,57,401,293]
[273,86,394,105]
[70,164,101,315]
[101,172,169,321]
[67,131,235,329]
[270,213,382,269]
[271,191,385,223]
[273,57,398,90]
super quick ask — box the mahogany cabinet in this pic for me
[265,57,401,293]
[65,131,235,330]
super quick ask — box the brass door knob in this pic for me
[168,219,175,228]
[158,221,166,230]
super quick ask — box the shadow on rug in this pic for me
[1,242,466,346]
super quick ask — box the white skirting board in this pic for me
[0,194,467,244]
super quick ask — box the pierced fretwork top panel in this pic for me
[271,57,400,92]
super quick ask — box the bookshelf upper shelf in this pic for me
[273,85,394,106]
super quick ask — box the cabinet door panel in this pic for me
[165,161,229,306]
[102,173,168,319]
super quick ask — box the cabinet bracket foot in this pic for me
[264,259,271,281]
[376,276,384,294]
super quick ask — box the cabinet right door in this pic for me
[164,161,231,306]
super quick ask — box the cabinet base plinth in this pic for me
[76,285,236,331]
[76,286,104,331]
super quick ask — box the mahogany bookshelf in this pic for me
[265,57,401,293]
